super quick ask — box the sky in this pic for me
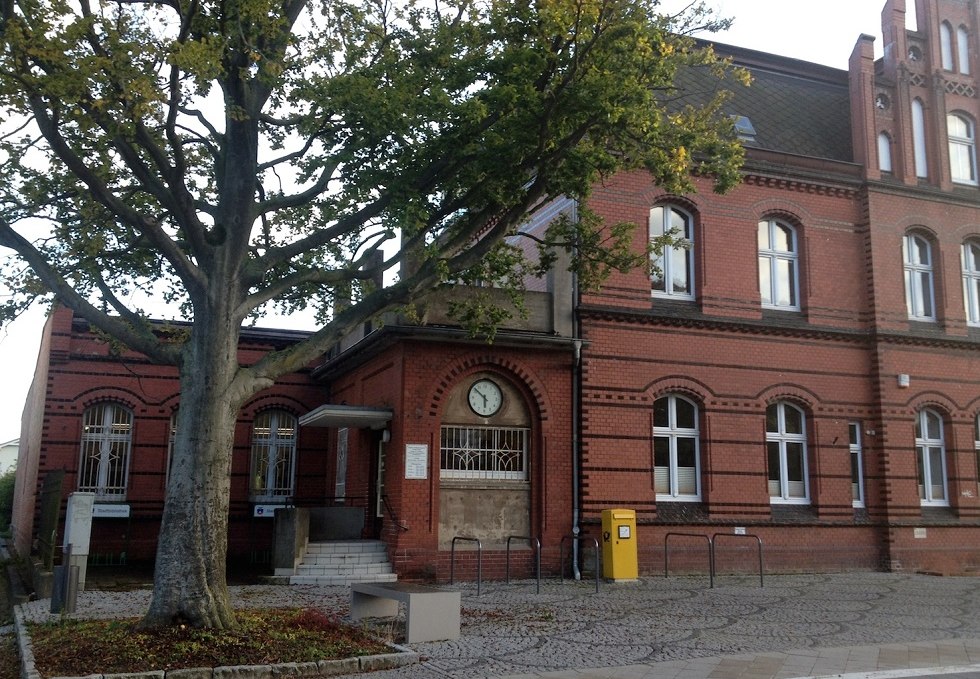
[0,0,899,443]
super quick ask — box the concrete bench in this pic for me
[350,581,461,643]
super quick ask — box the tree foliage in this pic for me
[0,0,745,627]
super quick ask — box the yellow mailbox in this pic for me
[600,508,638,581]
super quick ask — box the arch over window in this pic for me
[912,99,928,178]
[758,218,799,310]
[948,113,977,185]
[649,204,694,299]
[962,240,980,325]
[79,402,133,500]
[766,401,809,503]
[878,132,893,172]
[915,408,948,506]
[653,394,701,500]
[249,409,298,501]
[903,232,936,320]
[941,21,955,70]
[958,25,971,74]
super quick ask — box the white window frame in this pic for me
[941,21,955,70]
[758,219,800,311]
[948,113,978,185]
[962,241,980,325]
[249,410,298,502]
[78,402,133,500]
[849,422,865,508]
[649,204,695,300]
[903,233,936,320]
[878,132,893,172]
[958,25,971,74]
[913,99,929,178]
[766,401,809,504]
[653,395,701,501]
[440,425,529,480]
[915,409,949,506]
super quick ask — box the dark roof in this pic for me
[673,40,854,163]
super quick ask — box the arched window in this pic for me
[915,409,948,506]
[878,132,893,172]
[758,219,800,310]
[653,395,700,500]
[903,232,936,320]
[941,21,955,70]
[948,113,977,185]
[766,401,809,503]
[250,410,298,501]
[649,204,694,299]
[962,240,980,325]
[958,25,971,74]
[912,99,928,178]
[78,402,133,499]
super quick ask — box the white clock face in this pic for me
[468,379,502,417]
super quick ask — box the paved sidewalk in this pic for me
[15,572,980,679]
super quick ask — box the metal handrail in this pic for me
[381,495,409,532]
[711,533,764,587]
[450,536,483,595]
[664,532,714,588]
[505,535,541,594]
[559,535,600,593]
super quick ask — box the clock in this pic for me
[468,378,503,417]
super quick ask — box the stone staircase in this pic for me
[286,540,397,586]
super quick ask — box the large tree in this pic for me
[0,0,744,628]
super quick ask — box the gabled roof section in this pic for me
[674,40,853,163]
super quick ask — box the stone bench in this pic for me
[350,581,461,643]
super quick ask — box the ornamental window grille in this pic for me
[250,410,297,501]
[78,402,133,499]
[440,425,529,480]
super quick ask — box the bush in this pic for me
[0,468,14,532]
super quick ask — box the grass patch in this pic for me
[28,608,391,677]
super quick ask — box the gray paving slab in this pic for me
[14,572,980,679]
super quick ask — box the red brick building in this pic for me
[13,0,980,580]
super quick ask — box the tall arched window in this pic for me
[653,395,700,500]
[766,401,809,503]
[958,25,971,74]
[250,410,298,501]
[948,113,977,185]
[915,409,948,506]
[79,402,133,499]
[962,240,980,325]
[903,232,936,320]
[941,21,955,70]
[912,99,929,178]
[758,219,800,310]
[878,132,893,172]
[649,204,694,299]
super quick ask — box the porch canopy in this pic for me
[298,403,393,430]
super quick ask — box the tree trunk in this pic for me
[140,314,247,629]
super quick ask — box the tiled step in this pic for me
[286,540,396,586]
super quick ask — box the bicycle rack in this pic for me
[559,535,600,593]
[711,533,764,587]
[450,536,483,595]
[664,532,714,588]
[505,535,542,594]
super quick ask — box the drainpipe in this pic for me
[571,200,582,581]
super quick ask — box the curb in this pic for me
[13,603,419,679]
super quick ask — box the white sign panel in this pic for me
[253,504,285,518]
[405,444,429,479]
[92,503,130,518]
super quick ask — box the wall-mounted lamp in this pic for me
[381,429,391,443]
[897,373,910,388]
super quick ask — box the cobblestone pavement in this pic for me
[16,572,980,679]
